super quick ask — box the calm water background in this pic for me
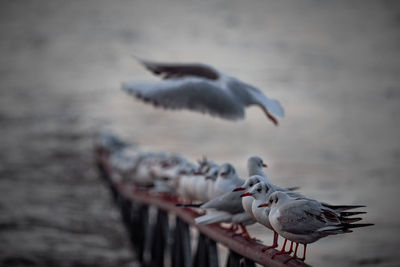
[0,0,399,266]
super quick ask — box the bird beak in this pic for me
[233,187,245,192]
[205,176,212,180]
[262,163,268,168]
[258,203,269,208]
[240,192,252,197]
[193,171,202,175]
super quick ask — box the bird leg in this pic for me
[271,239,286,258]
[299,244,307,262]
[227,224,239,233]
[262,231,279,252]
[232,224,260,242]
[239,224,252,241]
[271,240,293,259]
[284,243,300,264]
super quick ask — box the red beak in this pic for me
[233,187,245,192]
[258,203,269,208]
[240,192,252,197]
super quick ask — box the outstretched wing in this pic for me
[246,86,285,125]
[228,80,284,125]
[138,58,220,80]
[123,78,245,120]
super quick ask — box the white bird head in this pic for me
[232,175,264,192]
[267,191,291,208]
[247,156,267,170]
[218,163,236,179]
[205,166,219,180]
[247,156,269,181]
[248,182,273,200]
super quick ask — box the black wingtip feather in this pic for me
[322,203,366,211]
[176,203,202,208]
[343,223,374,229]
[340,211,367,217]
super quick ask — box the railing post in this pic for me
[131,204,149,263]
[172,217,192,267]
[207,238,219,267]
[193,233,208,267]
[241,259,256,267]
[193,233,219,267]
[226,250,241,267]
[150,209,169,267]
[225,251,255,267]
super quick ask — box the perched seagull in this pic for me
[109,147,140,183]
[246,156,269,180]
[177,161,219,202]
[264,191,373,262]
[122,58,284,125]
[234,175,269,221]
[236,157,270,221]
[151,155,197,194]
[246,182,281,250]
[210,163,244,199]
[193,170,217,202]
[178,160,267,240]
[96,131,132,154]
[234,157,301,222]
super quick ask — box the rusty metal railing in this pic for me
[95,148,309,267]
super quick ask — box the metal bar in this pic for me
[171,217,182,267]
[150,209,168,267]
[132,204,148,263]
[178,217,192,267]
[96,149,309,267]
[226,250,241,267]
[171,217,191,267]
[241,258,256,267]
[207,238,219,267]
[193,233,209,267]
[193,233,219,267]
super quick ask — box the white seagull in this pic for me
[122,58,284,125]
[247,182,280,250]
[265,191,373,263]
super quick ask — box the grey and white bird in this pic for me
[247,182,281,250]
[234,175,269,221]
[264,191,373,262]
[187,164,245,223]
[210,163,244,199]
[246,156,269,181]
[122,58,284,125]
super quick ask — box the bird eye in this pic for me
[257,188,261,193]
[249,183,253,187]
[269,199,273,203]
[275,198,278,202]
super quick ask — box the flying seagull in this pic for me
[122,58,284,125]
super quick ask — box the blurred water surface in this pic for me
[0,0,399,266]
